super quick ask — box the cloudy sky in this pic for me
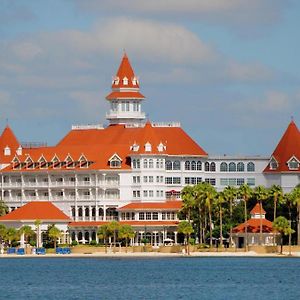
[1,0,299,156]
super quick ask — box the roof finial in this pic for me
[291,115,294,121]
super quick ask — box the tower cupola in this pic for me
[105,53,146,125]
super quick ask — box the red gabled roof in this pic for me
[0,202,71,221]
[111,53,139,89]
[264,120,300,173]
[232,218,273,233]
[118,201,182,211]
[250,203,266,215]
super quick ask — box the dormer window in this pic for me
[52,155,61,169]
[109,153,122,168]
[65,154,75,168]
[25,156,34,169]
[79,154,88,168]
[269,157,278,170]
[157,142,166,152]
[145,142,152,152]
[38,156,47,169]
[16,146,22,156]
[130,143,140,152]
[4,146,11,156]
[123,77,128,85]
[132,77,137,86]
[12,156,21,169]
[113,77,119,85]
[287,156,299,170]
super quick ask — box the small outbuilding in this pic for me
[232,203,277,248]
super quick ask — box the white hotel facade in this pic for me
[0,54,299,245]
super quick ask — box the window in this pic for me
[185,177,190,185]
[220,178,228,186]
[165,177,172,184]
[143,191,148,197]
[237,178,245,186]
[173,177,181,184]
[197,161,202,170]
[247,178,255,186]
[143,159,148,169]
[185,161,190,170]
[288,158,299,170]
[110,160,121,168]
[210,162,216,172]
[139,212,145,220]
[137,159,140,169]
[146,212,151,220]
[143,176,148,183]
[229,162,236,172]
[228,178,236,186]
[149,176,153,183]
[166,161,172,170]
[220,162,228,172]
[205,178,216,186]
[247,162,255,172]
[152,212,158,220]
[204,162,210,172]
[132,159,137,169]
[269,158,278,170]
[191,161,196,171]
[237,162,244,172]
[145,142,152,152]
[149,190,154,197]
[156,176,160,183]
[156,159,160,168]
[173,161,180,170]
[149,159,154,168]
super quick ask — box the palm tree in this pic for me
[203,182,217,248]
[181,185,196,223]
[118,224,135,253]
[273,216,294,254]
[284,192,294,255]
[291,186,300,245]
[254,185,269,245]
[178,220,194,255]
[34,219,42,248]
[97,224,112,253]
[0,199,8,216]
[216,191,225,248]
[223,186,237,246]
[48,225,62,250]
[5,227,18,247]
[269,185,283,221]
[194,183,206,244]
[238,184,252,251]
[19,225,34,245]
[0,224,7,244]
[108,221,120,253]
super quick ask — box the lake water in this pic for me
[0,257,299,299]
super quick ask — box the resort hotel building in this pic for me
[0,53,300,246]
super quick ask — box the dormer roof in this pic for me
[264,120,300,173]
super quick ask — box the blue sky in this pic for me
[1,0,300,156]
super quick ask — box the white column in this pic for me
[174,231,178,245]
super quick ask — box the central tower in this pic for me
[106,53,146,125]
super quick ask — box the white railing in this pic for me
[151,122,181,127]
[72,124,104,130]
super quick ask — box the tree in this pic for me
[269,185,283,221]
[48,225,62,250]
[5,227,19,247]
[0,224,7,244]
[283,192,294,255]
[181,185,196,223]
[238,184,252,251]
[203,183,217,248]
[273,216,294,254]
[34,220,42,248]
[223,186,237,246]
[97,224,112,253]
[216,191,225,248]
[118,224,135,253]
[254,186,269,245]
[194,183,205,244]
[0,199,8,216]
[108,221,120,253]
[291,186,300,245]
[19,225,34,245]
[178,221,194,255]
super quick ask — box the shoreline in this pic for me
[1,251,300,258]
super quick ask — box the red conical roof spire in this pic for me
[0,125,19,150]
[112,53,139,89]
[264,120,300,172]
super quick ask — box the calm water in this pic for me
[0,257,299,299]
